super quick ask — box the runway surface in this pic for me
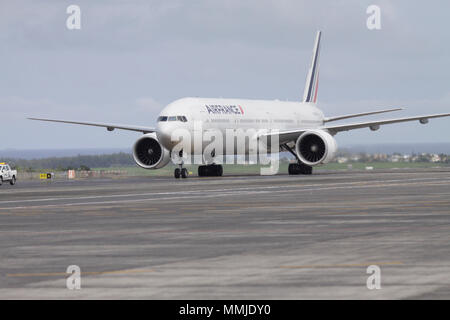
[0,168,449,299]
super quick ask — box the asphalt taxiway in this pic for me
[0,168,449,299]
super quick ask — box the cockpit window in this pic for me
[159,115,187,122]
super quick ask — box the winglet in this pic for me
[302,31,321,103]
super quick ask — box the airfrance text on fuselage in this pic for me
[205,105,244,115]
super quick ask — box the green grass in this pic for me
[319,162,450,170]
[92,162,450,177]
[92,164,284,176]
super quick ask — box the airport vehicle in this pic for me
[0,163,17,185]
[29,31,450,179]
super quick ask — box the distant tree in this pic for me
[417,154,430,162]
[357,152,369,163]
[2,153,134,171]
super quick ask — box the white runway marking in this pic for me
[2,177,450,210]
[0,176,446,205]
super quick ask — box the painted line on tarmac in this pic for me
[1,176,448,206]
[2,178,450,210]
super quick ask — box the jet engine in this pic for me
[132,133,171,169]
[295,130,338,166]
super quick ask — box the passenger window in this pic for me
[168,116,177,121]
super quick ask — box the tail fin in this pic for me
[302,31,321,103]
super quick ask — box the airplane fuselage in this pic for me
[156,97,325,154]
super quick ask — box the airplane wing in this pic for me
[28,117,155,134]
[323,107,403,123]
[325,113,450,134]
[259,112,450,144]
[259,129,306,145]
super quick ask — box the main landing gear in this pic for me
[282,143,313,175]
[288,162,313,175]
[198,164,223,177]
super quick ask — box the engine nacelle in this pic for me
[132,133,171,169]
[295,130,338,166]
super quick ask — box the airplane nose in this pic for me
[156,122,182,150]
[156,124,172,149]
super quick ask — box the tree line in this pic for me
[1,152,135,171]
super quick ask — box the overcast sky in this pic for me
[1,0,449,149]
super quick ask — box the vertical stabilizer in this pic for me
[302,31,321,103]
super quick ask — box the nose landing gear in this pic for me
[174,166,188,179]
[174,167,188,178]
[174,149,188,179]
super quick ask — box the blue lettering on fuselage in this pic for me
[205,105,242,115]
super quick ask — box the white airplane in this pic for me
[30,31,450,179]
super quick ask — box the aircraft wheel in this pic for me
[181,168,188,179]
[215,165,223,176]
[301,165,313,175]
[174,168,181,179]
[288,163,300,175]
[289,163,313,175]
